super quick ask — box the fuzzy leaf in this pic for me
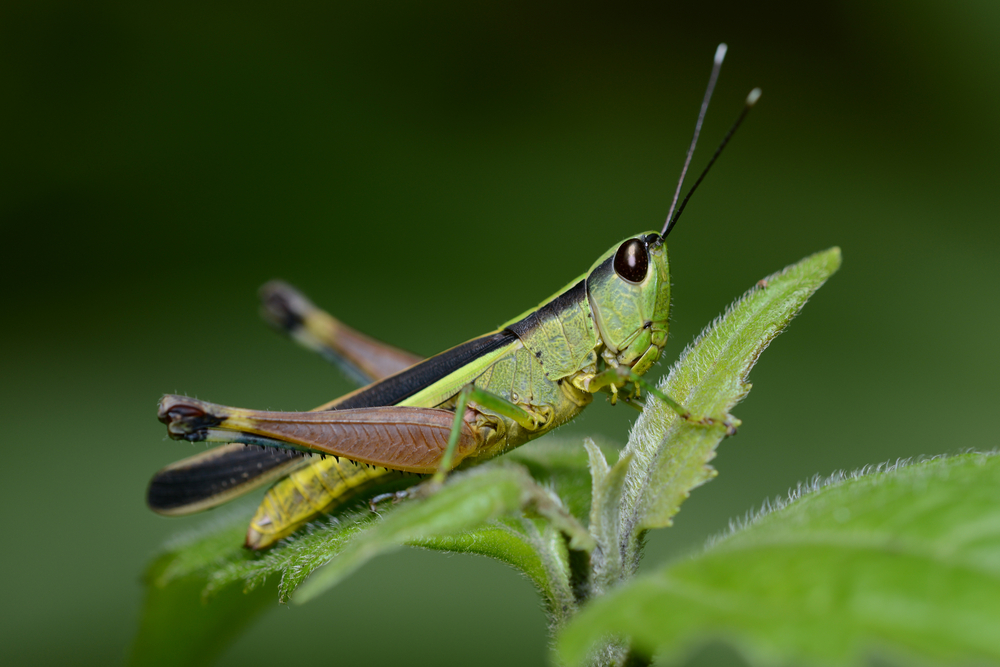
[129,571,277,667]
[130,512,277,667]
[508,437,619,523]
[134,438,604,660]
[586,439,632,595]
[209,510,377,601]
[293,463,592,603]
[558,452,1000,667]
[620,247,841,569]
[150,507,252,588]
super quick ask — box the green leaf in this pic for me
[293,462,593,604]
[558,452,1000,667]
[130,567,278,667]
[620,247,841,570]
[135,435,607,660]
[507,436,619,524]
[208,510,377,601]
[585,438,632,595]
[130,507,277,667]
[130,463,589,664]
[150,508,251,588]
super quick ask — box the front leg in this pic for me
[581,366,737,435]
[431,384,551,484]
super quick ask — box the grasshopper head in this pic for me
[586,232,670,376]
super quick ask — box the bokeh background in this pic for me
[3,1,999,665]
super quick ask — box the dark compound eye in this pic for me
[613,238,648,283]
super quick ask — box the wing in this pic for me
[148,444,305,516]
[148,326,515,514]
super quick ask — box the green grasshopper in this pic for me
[149,45,758,549]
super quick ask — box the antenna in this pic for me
[662,87,761,237]
[662,43,727,234]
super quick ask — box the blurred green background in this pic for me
[3,1,999,665]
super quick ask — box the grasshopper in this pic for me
[149,45,757,549]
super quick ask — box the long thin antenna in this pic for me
[662,43,727,235]
[662,87,761,237]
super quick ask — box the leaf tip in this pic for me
[818,246,842,272]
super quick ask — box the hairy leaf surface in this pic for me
[559,452,1000,666]
[620,247,841,570]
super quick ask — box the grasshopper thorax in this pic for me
[585,232,670,375]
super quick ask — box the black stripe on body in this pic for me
[505,280,587,339]
[330,330,517,410]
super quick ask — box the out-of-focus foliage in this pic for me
[559,452,1000,667]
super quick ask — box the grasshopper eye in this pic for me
[614,239,648,283]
